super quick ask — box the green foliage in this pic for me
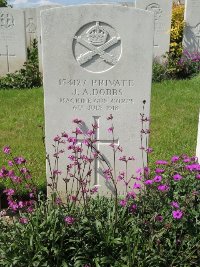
[169,4,185,60]
[0,0,9,7]
[0,39,42,89]
[0,157,200,267]
[152,4,200,81]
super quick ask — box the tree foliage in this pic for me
[0,0,9,7]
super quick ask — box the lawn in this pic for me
[0,76,200,190]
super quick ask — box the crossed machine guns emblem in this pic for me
[74,22,121,66]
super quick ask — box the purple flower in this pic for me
[172,210,183,220]
[3,146,11,154]
[14,157,26,165]
[171,156,179,162]
[64,216,75,225]
[0,167,9,178]
[3,188,15,196]
[155,168,165,174]
[8,160,13,166]
[129,204,137,213]
[90,186,98,194]
[173,174,182,181]
[72,118,82,124]
[155,214,163,222]
[156,160,168,165]
[144,179,154,185]
[55,197,62,205]
[171,201,179,208]
[133,182,141,189]
[19,217,29,224]
[108,126,114,133]
[196,174,200,180]
[126,191,136,199]
[157,184,169,192]
[146,147,153,154]
[119,199,127,207]
[153,175,162,183]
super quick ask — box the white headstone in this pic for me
[183,0,200,53]
[135,0,173,59]
[23,8,37,47]
[196,112,200,162]
[0,8,27,76]
[36,5,61,72]
[41,5,154,197]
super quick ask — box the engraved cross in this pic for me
[0,45,16,72]
[78,116,119,186]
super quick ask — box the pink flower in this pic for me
[155,214,163,222]
[126,191,136,199]
[157,184,169,192]
[55,197,62,205]
[171,201,179,208]
[19,217,29,224]
[196,174,200,180]
[69,195,77,202]
[72,118,82,124]
[133,182,141,189]
[117,171,125,181]
[90,187,98,194]
[156,160,168,165]
[14,157,26,165]
[129,204,137,213]
[0,167,9,178]
[173,174,182,181]
[54,135,61,142]
[3,188,15,196]
[119,199,127,207]
[64,216,75,225]
[172,210,183,220]
[61,132,68,138]
[146,147,153,154]
[8,160,13,166]
[144,179,154,185]
[3,146,11,154]
[155,168,165,174]
[153,175,162,183]
[108,126,114,133]
[171,156,179,162]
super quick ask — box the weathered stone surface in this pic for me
[41,5,154,196]
[183,0,200,53]
[23,8,37,47]
[135,0,173,59]
[0,8,27,76]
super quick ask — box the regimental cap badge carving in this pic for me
[87,22,108,46]
[73,21,122,73]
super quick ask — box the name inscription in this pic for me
[58,78,135,111]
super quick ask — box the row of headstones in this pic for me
[1,0,199,78]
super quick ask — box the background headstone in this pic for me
[23,8,37,47]
[0,8,27,76]
[41,5,154,197]
[135,0,173,59]
[183,0,200,53]
[36,5,61,72]
[196,111,200,162]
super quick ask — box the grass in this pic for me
[0,76,200,190]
